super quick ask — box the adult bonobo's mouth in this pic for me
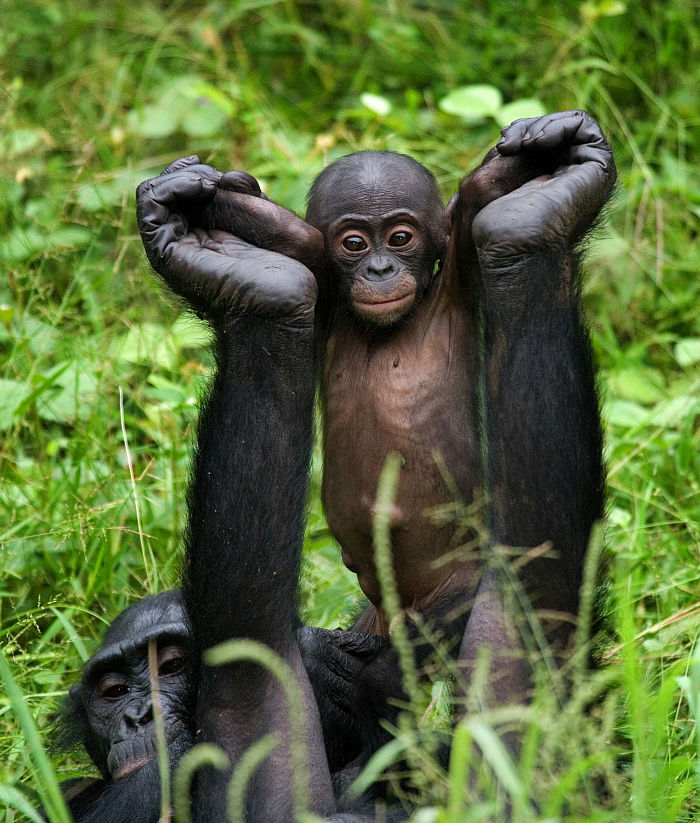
[107,737,157,781]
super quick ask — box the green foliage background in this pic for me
[0,1,698,820]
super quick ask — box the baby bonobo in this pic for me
[181,110,616,720]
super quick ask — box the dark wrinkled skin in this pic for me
[68,592,191,781]
[58,592,388,794]
[52,155,401,822]
[53,592,194,823]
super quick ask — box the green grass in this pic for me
[1,0,699,819]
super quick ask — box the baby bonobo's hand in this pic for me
[470,111,616,258]
[199,173,325,271]
[136,157,317,325]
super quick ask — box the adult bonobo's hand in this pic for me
[136,156,317,326]
[471,111,616,260]
[297,627,390,772]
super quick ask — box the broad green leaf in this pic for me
[22,316,60,357]
[438,85,502,122]
[650,393,698,428]
[675,338,700,367]
[496,98,547,128]
[127,76,235,139]
[0,379,30,430]
[2,127,44,159]
[608,506,632,528]
[113,321,178,369]
[604,398,648,427]
[181,102,229,137]
[128,102,180,138]
[0,226,91,264]
[147,374,188,407]
[609,368,665,404]
[360,93,392,117]
[35,361,98,424]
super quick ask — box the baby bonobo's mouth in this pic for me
[354,290,415,324]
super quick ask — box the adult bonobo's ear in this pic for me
[54,683,107,775]
[56,684,87,747]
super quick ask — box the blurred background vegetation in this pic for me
[0,0,698,820]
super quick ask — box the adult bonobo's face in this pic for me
[306,151,447,327]
[76,591,191,781]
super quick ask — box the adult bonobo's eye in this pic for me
[96,675,129,700]
[387,229,413,248]
[340,234,368,253]
[158,645,186,677]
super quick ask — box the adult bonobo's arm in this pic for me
[137,157,334,822]
[459,111,615,708]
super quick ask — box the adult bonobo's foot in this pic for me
[471,110,616,261]
[136,156,318,326]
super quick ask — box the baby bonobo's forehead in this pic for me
[307,151,443,227]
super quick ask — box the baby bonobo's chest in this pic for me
[321,293,482,610]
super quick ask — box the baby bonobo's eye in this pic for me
[342,235,368,253]
[388,230,412,248]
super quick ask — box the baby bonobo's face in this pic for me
[306,151,446,326]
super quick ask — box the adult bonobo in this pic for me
[53,590,388,822]
[136,159,399,821]
[190,110,616,716]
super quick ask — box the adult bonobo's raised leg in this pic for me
[136,157,334,822]
[455,110,615,711]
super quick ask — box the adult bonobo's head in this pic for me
[58,590,192,782]
[306,151,447,327]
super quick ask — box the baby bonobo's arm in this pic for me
[167,158,326,269]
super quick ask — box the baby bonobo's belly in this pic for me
[321,301,482,631]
